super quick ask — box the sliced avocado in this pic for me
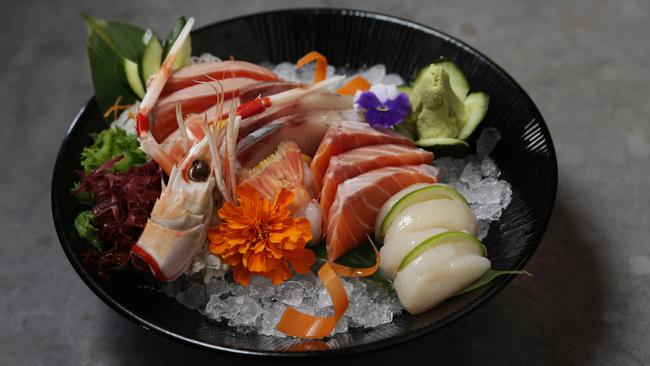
[457,92,489,140]
[380,184,469,236]
[123,58,145,99]
[172,37,192,70]
[398,231,486,272]
[141,34,163,86]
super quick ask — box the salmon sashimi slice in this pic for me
[320,145,433,222]
[310,121,415,194]
[151,78,258,141]
[326,164,439,261]
[161,61,278,95]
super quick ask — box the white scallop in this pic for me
[380,228,447,280]
[393,242,491,314]
[374,183,431,237]
[385,199,478,238]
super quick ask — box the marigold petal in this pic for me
[233,266,252,285]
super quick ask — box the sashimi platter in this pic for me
[58,13,541,345]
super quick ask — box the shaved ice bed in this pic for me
[267,61,404,86]
[435,127,513,240]
[162,271,402,337]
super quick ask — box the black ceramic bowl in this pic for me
[52,8,556,357]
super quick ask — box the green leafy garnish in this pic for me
[82,14,146,117]
[74,210,102,251]
[456,269,532,296]
[71,182,95,205]
[81,127,147,173]
[162,16,187,58]
[314,241,393,290]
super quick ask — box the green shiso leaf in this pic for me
[74,210,102,251]
[456,269,532,296]
[82,14,146,119]
[80,127,148,173]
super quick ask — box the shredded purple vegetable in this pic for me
[73,158,162,278]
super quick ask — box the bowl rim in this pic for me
[51,7,558,358]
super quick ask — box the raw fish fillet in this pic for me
[161,61,278,95]
[320,144,433,221]
[236,110,363,169]
[152,78,258,141]
[238,81,302,104]
[310,122,415,194]
[238,93,355,140]
[326,164,439,261]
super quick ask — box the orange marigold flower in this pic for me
[208,185,315,285]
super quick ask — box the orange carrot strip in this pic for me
[329,238,380,277]
[276,262,347,339]
[336,75,371,96]
[276,240,380,339]
[295,51,328,83]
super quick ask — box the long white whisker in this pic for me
[203,116,231,202]
[175,103,189,151]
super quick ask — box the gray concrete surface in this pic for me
[1,0,649,364]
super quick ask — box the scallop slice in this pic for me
[374,183,430,237]
[393,241,491,314]
[386,198,478,238]
[380,228,447,280]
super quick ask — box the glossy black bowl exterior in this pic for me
[52,8,557,357]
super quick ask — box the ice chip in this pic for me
[480,158,500,178]
[273,62,298,82]
[360,64,386,84]
[382,73,405,85]
[477,219,491,240]
[276,281,306,307]
[460,163,482,188]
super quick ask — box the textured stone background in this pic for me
[1,0,649,365]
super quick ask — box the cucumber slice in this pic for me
[141,35,163,85]
[123,58,145,99]
[380,184,469,236]
[457,92,489,140]
[431,58,470,99]
[398,231,486,272]
[416,137,469,147]
[163,17,192,70]
[172,37,192,70]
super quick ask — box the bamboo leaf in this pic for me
[456,269,532,296]
[81,15,147,119]
[81,14,146,61]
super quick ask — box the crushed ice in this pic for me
[435,128,513,240]
[164,272,401,337]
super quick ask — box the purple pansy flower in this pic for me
[354,83,411,128]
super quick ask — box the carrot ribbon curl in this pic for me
[276,240,380,339]
[295,51,328,83]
